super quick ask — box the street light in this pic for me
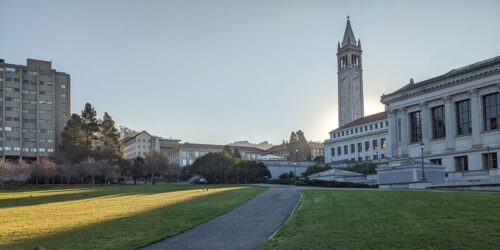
[420,142,426,182]
[294,149,299,181]
[486,146,491,171]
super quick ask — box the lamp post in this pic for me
[420,142,426,182]
[294,149,298,181]
[486,146,491,171]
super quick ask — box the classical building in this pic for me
[325,112,388,163]
[122,130,180,159]
[337,17,364,127]
[265,142,324,161]
[0,58,70,160]
[381,55,500,173]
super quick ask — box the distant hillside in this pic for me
[229,140,274,150]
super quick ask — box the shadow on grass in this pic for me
[2,186,262,250]
[0,184,229,209]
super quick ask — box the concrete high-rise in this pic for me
[0,58,70,160]
[337,17,364,127]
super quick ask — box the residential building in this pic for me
[122,130,180,159]
[309,142,325,159]
[0,58,70,160]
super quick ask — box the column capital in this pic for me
[469,88,479,97]
[398,107,407,113]
[496,82,500,90]
[420,102,428,109]
[442,96,452,103]
[389,109,398,115]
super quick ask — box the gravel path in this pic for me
[142,186,301,250]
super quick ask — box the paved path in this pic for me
[142,186,301,250]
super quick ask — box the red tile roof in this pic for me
[332,111,387,132]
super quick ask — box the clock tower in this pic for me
[337,17,364,127]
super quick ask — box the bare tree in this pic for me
[144,151,169,185]
[39,158,57,185]
[81,158,99,186]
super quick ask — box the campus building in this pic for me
[325,18,387,165]
[122,130,180,159]
[325,112,388,163]
[166,143,267,167]
[324,18,499,187]
[0,58,70,160]
[381,56,500,173]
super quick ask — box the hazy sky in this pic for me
[1,0,499,145]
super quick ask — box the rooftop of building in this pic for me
[331,111,388,132]
[381,55,500,103]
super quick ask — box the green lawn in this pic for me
[261,190,500,250]
[0,183,264,250]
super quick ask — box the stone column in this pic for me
[443,96,454,151]
[470,88,481,148]
[420,102,430,153]
[388,109,398,159]
[399,108,409,157]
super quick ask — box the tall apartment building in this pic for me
[0,59,70,161]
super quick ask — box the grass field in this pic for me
[0,183,264,250]
[261,190,500,250]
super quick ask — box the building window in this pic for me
[381,138,386,149]
[431,105,446,139]
[482,152,498,169]
[350,144,355,154]
[409,111,422,143]
[370,125,373,130]
[358,157,362,161]
[344,145,348,155]
[365,141,369,152]
[372,139,378,150]
[375,124,378,129]
[430,158,442,165]
[455,156,468,172]
[381,154,386,159]
[456,99,471,135]
[331,148,335,157]
[337,146,341,156]
[365,156,370,160]
[357,142,362,152]
[483,93,500,131]
[373,155,378,160]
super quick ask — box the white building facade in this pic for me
[325,112,388,164]
[381,56,500,174]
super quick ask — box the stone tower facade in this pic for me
[337,17,364,127]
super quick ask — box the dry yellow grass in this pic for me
[0,184,263,249]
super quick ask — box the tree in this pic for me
[313,155,325,165]
[222,145,233,155]
[144,151,168,185]
[81,103,99,155]
[39,158,57,185]
[79,158,99,186]
[59,114,87,164]
[187,152,236,184]
[129,157,145,184]
[287,130,311,161]
[232,148,242,159]
[96,112,123,160]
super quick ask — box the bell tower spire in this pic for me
[337,16,364,127]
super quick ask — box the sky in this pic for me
[1,0,500,145]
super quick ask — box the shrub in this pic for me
[294,179,377,188]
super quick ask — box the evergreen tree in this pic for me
[96,112,123,160]
[59,114,87,164]
[81,103,99,154]
[232,148,242,159]
[296,130,311,161]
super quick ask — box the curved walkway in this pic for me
[142,185,301,250]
